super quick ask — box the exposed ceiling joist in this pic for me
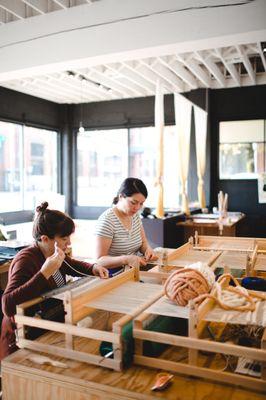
[165,57,197,90]
[236,44,256,85]
[0,0,26,19]
[177,55,211,88]
[195,50,226,88]
[134,63,173,94]
[105,64,147,97]
[21,1,47,15]
[51,0,68,10]
[87,67,131,98]
[257,42,266,72]
[142,59,184,92]
[0,0,265,104]
[215,48,241,87]
[121,62,155,94]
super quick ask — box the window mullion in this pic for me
[21,124,25,210]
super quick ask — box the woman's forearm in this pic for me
[97,255,127,268]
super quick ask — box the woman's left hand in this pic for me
[92,264,109,279]
[144,247,158,262]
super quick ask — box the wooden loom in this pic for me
[15,267,164,371]
[133,274,266,392]
[140,242,222,282]
[192,234,266,276]
[140,235,266,282]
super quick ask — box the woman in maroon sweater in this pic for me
[1,202,109,359]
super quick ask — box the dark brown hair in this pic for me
[113,178,148,205]
[32,202,75,241]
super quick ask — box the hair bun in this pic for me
[36,201,49,213]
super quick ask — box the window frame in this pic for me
[218,119,266,181]
[73,123,183,219]
[0,118,61,224]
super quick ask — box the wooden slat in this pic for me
[18,339,121,370]
[133,329,266,362]
[15,315,120,343]
[134,355,266,392]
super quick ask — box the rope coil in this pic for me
[164,263,214,306]
[195,274,266,312]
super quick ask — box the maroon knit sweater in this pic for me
[1,243,94,359]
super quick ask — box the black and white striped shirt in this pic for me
[52,269,65,288]
[94,208,143,256]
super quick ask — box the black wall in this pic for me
[209,84,266,237]
[0,87,60,129]
[72,90,207,130]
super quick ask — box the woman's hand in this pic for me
[144,247,158,262]
[125,254,147,268]
[40,243,65,279]
[92,264,109,279]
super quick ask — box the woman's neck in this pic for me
[114,206,132,230]
[114,205,129,219]
[36,241,52,259]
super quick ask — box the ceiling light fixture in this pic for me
[67,70,112,93]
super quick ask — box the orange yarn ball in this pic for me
[164,268,210,306]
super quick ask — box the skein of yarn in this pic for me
[164,262,215,307]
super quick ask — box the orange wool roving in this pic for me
[164,265,214,307]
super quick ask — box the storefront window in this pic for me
[77,126,181,210]
[0,121,58,212]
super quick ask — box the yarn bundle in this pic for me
[207,274,266,312]
[164,262,215,306]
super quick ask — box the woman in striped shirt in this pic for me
[1,202,108,359]
[95,178,158,276]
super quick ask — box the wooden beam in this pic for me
[0,0,25,19]
[196,50,225,87]
[134,355,266,392]
[21,0,47,14]
[165,57,198,89]
[257,41,266,72]
[177,55,210,87]
[215,47,241,87]
[1,0,265,81]
[236,44,256,85]
[19,338,121,370]
[15,314,120,343]
[133,329,266,362]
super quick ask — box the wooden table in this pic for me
[176,213,245,243]
[2,348,265,400]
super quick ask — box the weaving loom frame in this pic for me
[14,267,163,371]
[133,274,266,392]
[192,234,266,276]
[140,235,266,283]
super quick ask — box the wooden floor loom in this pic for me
[192,234,266,277]
[140,242,222,284]
[15,267,163,371]
[133,273,266,392]
[140,235,266,282]
[14,237,266,391]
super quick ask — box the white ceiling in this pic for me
[0,0,265,104]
